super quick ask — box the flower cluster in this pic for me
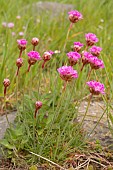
[85,33,98,46]
[67,51,81,66]
[89,57,104,69]
[86,81,105,95]
[90,46,102,57]
[68,10,83,23]
[73,42,84,52]
[57,66,78,82]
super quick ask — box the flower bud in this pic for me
[3,78,10,88]
[31,37,39,46]
[35,101,42,110]
[16,58,23,68]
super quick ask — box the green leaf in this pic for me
[0,139,14,150]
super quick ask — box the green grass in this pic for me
[0,0,113,167]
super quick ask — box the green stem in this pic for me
[88,108,107,136]
[63,23,73,53]
[80,93,92,127]
[4,94,10,125]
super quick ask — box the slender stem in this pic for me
[63,23,73,52]
[27,64,31,72]
[33,45,35,51]
[80,93,92,127]
[18,49,22,58]
[42,60,46,69]
[16,74,19,121]
[80,63,85,71]
[63,81,67,92]
[88,108,107,136]
[87,68,92,81]
[4,89,10,125]
[94,70,98,81]
[16,67,20,76]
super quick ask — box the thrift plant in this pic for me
[0,4,112,168]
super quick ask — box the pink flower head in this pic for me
[35,101,42,110]
[16,58,23,68]
[19,32,24,36]
[17,39,27,51]
[82,51,93,65]
[68,10,83,23]
[16,15,21,19]
[85,33,98,46]
[7,22,14,28]
[27,51,41,72]
[57,66,78,82]
[34,101,42,118]
[28,51,41,60]
[67,51,81,66]
[42,51,54,69]
[90,46,102,57]
[2,22,7,27]
[73,42,84,52]
[87,80,105,95]
[12,32,16,36]
[89,56,104,69]
[42,51,54,61]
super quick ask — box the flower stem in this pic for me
[80,93,92,127]
[63,23,73,52]
[33,45,35,51]
[18,49,22,58]
[4,90,10,125]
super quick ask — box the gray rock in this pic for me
[0,112,16,140]
[27,1,74,17]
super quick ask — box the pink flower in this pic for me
[12,32,16,36]
[42,51,54,68]
[16,15,21,19]
[3,78,10,96]
[28,51,41,61]
[17,39,27,51]
[7,22,14,28]
[67,51,81,66]
[89,56,104,69]
[19,32,24,36]
[2,22,7,27]
[57,66,78,81]
[73,42,84,52]
[82,51,93,65]
[85,33,98,46]
[27,51,41,72]
[68,10,83,23]
[86,80,105,95]
[17,39,27,46]
[34,101,42,118]
[90,46,102,57]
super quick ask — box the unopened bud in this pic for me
[31,37,39,46]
